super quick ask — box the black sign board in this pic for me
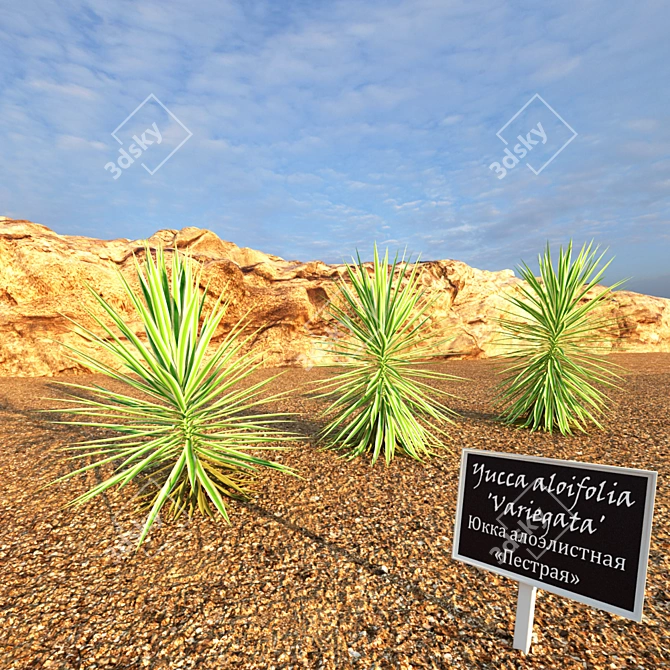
[453,449,657,620]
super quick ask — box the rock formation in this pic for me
[0,217,668,377]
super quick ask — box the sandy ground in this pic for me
[0,354,668,669]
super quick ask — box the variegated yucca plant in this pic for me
[496,241,625,435]
[46,247,295,546]
[311,244,461,464]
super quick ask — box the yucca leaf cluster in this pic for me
[496,241,624,435]
[312,244,460,464]
[48,247,294,546]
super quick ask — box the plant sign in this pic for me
[452,449,657,653]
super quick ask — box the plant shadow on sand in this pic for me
[0,354,668,668]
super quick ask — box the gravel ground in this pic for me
[0,354,668,669]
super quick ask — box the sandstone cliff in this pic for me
[0,218,668,377]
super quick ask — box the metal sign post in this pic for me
[452,449,657,655]
[513,582,537,654]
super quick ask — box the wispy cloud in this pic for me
[0,0,668,295]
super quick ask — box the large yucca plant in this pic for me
[311,244,461,465]
[45,247,295,546]
[495,241,625,435]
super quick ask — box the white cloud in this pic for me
[0,0,667,292]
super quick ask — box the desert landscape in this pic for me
[0,219,669,669]
[1,357,669,669]
[0,218,668,377]
[3,2,670,668]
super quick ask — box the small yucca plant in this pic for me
[311,244,461,465]
[45,247,295,546]
[495,241,625,435]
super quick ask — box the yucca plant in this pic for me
[45,246,295,547]
[311,244,461,465]
[495,241,625,435]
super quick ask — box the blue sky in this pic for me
[1,0,669,296]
